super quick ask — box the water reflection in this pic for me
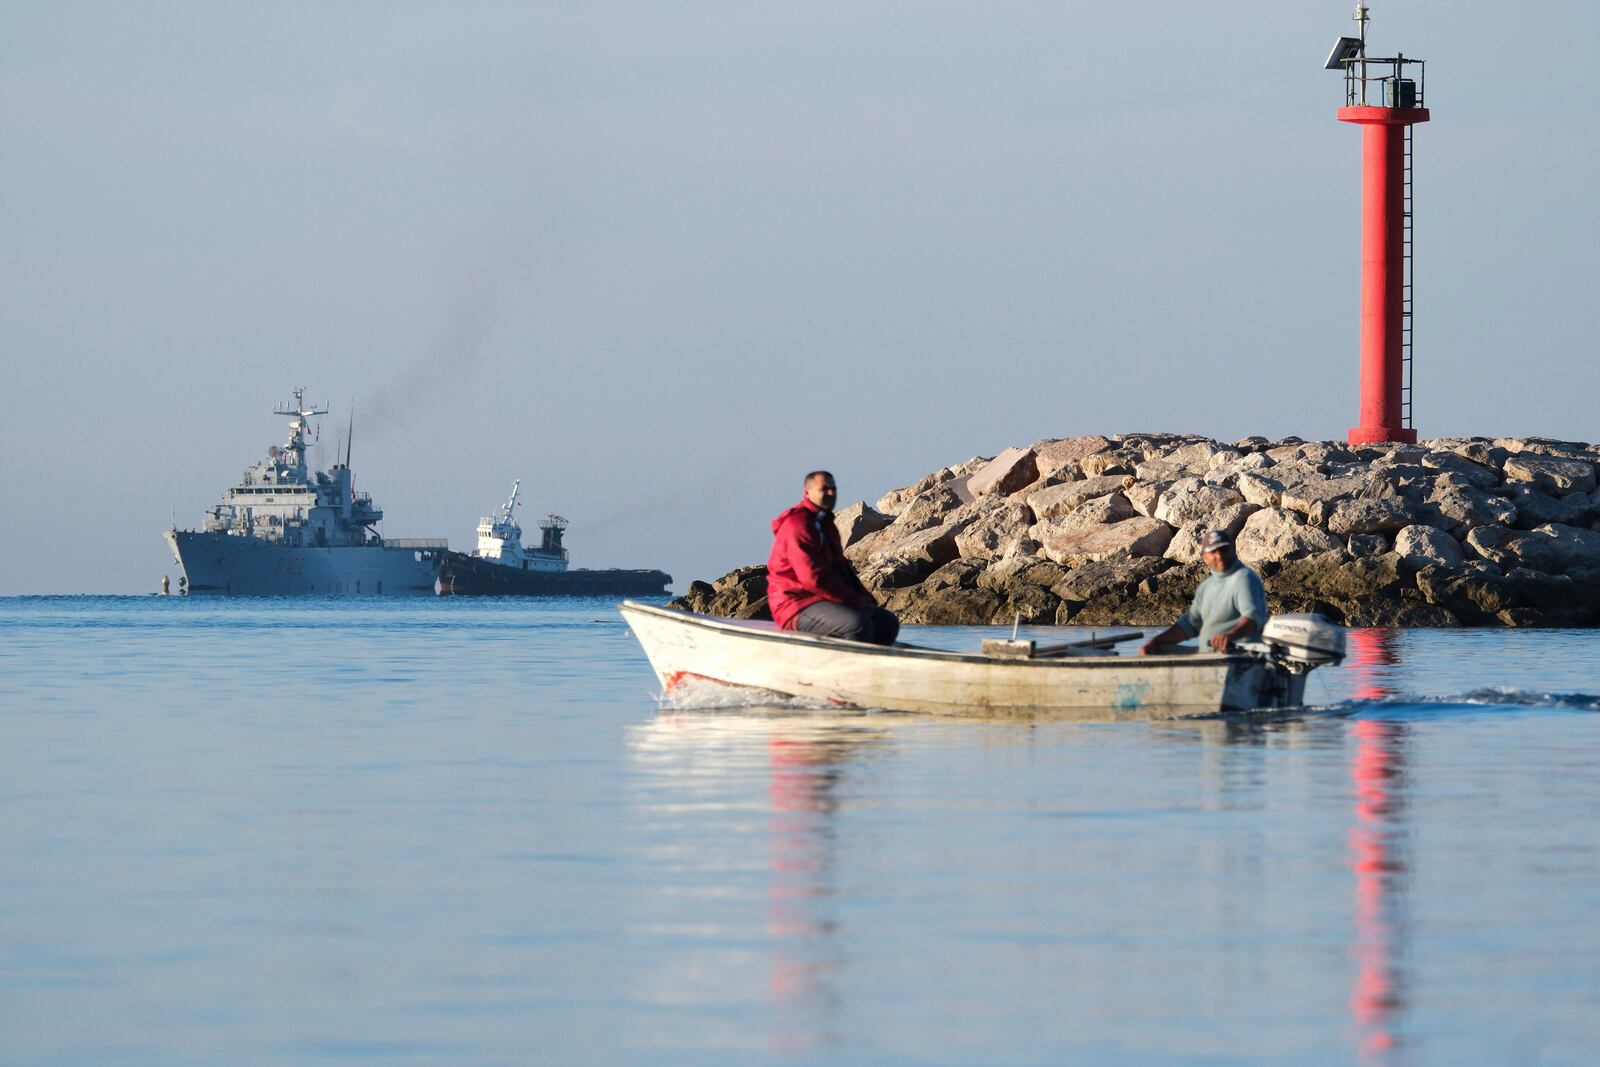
[627,633,1422,1062]
[1346,629,1411,1063]
[626,710,893,1057]
[1152,629,1414,1066]
[1348,626,1404,702]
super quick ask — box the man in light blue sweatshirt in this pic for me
[1140,529,1268,655]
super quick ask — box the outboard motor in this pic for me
[1260,613,1347,669]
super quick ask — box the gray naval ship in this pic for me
[164,390,446,595]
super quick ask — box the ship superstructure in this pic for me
[164,389,445,595]
[437,479,670,596]
[473,480,569,572]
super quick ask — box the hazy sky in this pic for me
[2,2,1596,595]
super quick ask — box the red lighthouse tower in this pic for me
[1327,5,1429,445]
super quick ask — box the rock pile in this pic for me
[672,433,1600,627]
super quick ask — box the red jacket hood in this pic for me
[771,497,823,533]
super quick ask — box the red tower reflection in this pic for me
[1346,628,1408,1062]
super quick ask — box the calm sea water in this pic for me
[2,596,1597,1066]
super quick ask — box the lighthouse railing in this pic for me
[1343,54,1425,109]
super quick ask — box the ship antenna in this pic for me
[346,399,354,468]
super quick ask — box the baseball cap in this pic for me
[1200,530,1232,552]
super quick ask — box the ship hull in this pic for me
[438,550,670,597]
[165,530,441,596]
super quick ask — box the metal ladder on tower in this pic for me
[1400,121,1415,430]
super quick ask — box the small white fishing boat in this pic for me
[620,601,1346,720]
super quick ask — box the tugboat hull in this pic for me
[438,551,669,597]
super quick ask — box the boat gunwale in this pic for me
[620,599,1253,672]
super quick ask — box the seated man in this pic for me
[766,470,900,646]
[1140,530,1267,655]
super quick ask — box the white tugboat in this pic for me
[438,480,671,596]
[473,480,570,572]
[164,389,446,595]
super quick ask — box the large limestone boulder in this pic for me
[1279,476,1370,525]
[1045,492,1137,532]
[843,526,889,565]
[1498,567,1600,625]
[1462,525,1523,570]
[977,555,1060,590]
[1062,559,1192,626]
[1079,452,1136,478]
[1272,550,1403,602]
[1051,557,1170,606]
[847,484,971,564]
[1370,443,1427,466]
[953,499,1035,560]
[887,564,1007,625]
[887,520,968,568]
[1234,507,1343,565]
[1235,471,1286,509]
[1433,438,1508,469]
[1124,480,1169,518]
[1203,451,1274,489]
[833,501,893,548]
[957,556,1063,623]
[1163,522,1210,565]
[1501,438,1595,462]
[1135,459,1189,483]
[1325,497,1419,537]
[855,554,941,595]
[1503,454,1597,495]
[1153,479,1249,528]
[1161,507,1254,564]
[1529,523,1600,572]
[888,484,967,534]
[1415,565,1516,622]
[966,446,1039,498]
[669,565,771,620]
[1421,451,1499,489]
[1498,484,1595,529]
[1428,483,1518,534]
[1367,462,1435,501]
[892,587,1004,625]
[1348,532,1387,557]
[1035,516,1175,566]
[1170,441,1239,472]
[1393,524,1466,571]
[876,467,975,515]
[1026,475,1135,521]
[1267,441,1360,468]
[1032,434,1111,479]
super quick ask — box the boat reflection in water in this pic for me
[625,708,893,1058]
[623,633,1413,1062]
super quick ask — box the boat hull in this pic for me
[164,530,442,596]
[438,551,670,597]
[620,601,1309,719]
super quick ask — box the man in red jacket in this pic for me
[766,471,900,645]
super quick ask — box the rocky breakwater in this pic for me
[672,434,1600,628]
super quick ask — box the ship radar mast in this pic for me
[272,387,328,473]
[499,479,522,525]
